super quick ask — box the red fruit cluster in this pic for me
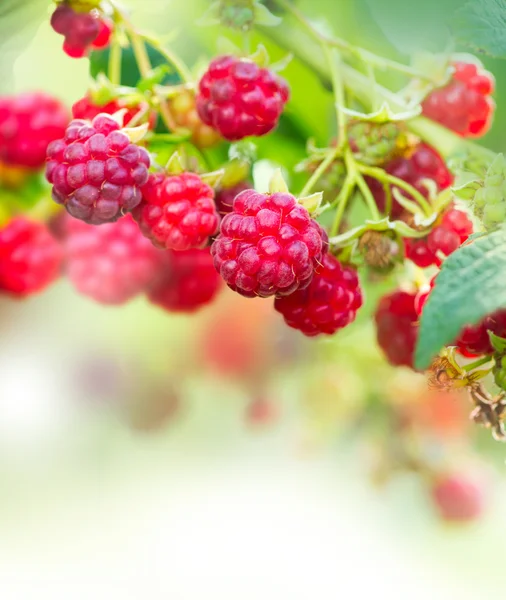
[214,181,252,216]
[405,207,473,268]
[196,55,290,141]
[367,143,452,219]
[148,247,221,313]
[134,172,219,251]
[46,114,150,224]
[64,214,163,305]
[431,474,484,522]
[0,217,63,297]
[50,3,113,58]
[375,290,418,368]
[0,92,69,169]
[72,94,156,129]
[211,189,325,298]
[274,253,363,337]
[422,61,495,138]
[455,310,506,357]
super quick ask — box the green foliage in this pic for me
[452,0,506,58]
[415,227,506,369]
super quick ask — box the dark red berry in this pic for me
[405,207,472,268]
[375,290,418,368]
[91,17,113,49]
[0,92,69,169]
[455,310,506,357]
[367,143,452,219]
[431,473,485,522]
[64,213,164,305]
[147,247,221,313]
[72,94,156,129]
[422,61,495,138]
[45,113,150,224]
[196,55,290,141]
[0,217,63,297]
[274,253,362,337]
[134,172,219,251]
[211,189,325,298]
[214,181,252,216]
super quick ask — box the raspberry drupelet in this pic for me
[211,189,326,298]
[45,113,150,224]
[196,55,290,141]
[274,253,363,336]
[133,172,219,251]
[214,181,253,217]
[0,217,63,297]
[0,92,69,169]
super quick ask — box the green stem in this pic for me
[299,150,337,197]
[128,29,152,77]
[324,45,346,149]
[108,34,122,85]
[356,172,380,221]
[147,38,193,83]
[330,170,356,237]
[463,356,493,372]
[358,164,433,216]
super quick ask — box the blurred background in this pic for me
[1,0,506,598]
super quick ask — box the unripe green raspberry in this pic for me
[348,121,405,165]
[473,187,486,209]
[484,186,502,205]
[483,202,506,227]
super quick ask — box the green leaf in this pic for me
[415,227,506,369]
[452,0,506,58]
[489,332,506,353]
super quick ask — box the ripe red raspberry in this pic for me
[366,143,452,219]
[46,113,150,224]
[431,473,485,522]
[133,172,219,251]
[64,214,164,304]
[211,189,326,298]
[50,4,112,58]
[0,92,69,169]
[0,217,63,297]
[196,55,290,141]
[404,207,473,267]
[72,94,156,129]
[274,253,362,337]
[147,247,221,313]
[375,290,418,368]
[455,309,506,357]
[214,181,252,216]
[422,61,495,138]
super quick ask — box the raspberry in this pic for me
[375,290,418,368]
[348,121,405,165]
[50,4,112,58]
[430,473,484,522]
[422,61,495,138]
[196,55,290,141]
[414,275,436,316]
[0,217,63,297]
[147,247,221,313]
[133,172,219,250]
[211,189,326,298]
[72,94,156,129]
[214,180,252,216]
[454,309,506,357]
[405,207,473,267]
[45,113,150,224]
[0,92,69,169]
[64,214,164,304]
[274,253,363,337]
[366,143,452,219]
[170,90,222,148]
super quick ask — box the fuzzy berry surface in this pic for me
[196,55,290,141]
[375,290,418,368]
[214,181,252,216]
[46,114,150,224]
[0,217,63,297]
[50,4,112,58]
[454,309,506,357]
[366,143,452,219]
[147,247,221,313]
[64,214,163,305]
[134,172,219,251]
[422,61,495,138]
[274,253,362,337]
[0,92,69,169]
[212,189,326,298]
[72,95,156,129]
[431,474,484,522]
[405,207,473,268]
